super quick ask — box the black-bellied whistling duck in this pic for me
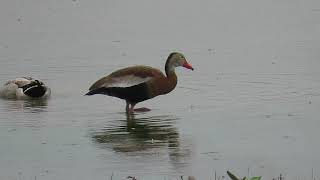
[85,52,194,113]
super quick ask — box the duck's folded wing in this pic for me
[89,66,165,90]
[104,75,153,88]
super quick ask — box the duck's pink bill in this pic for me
[183,61,194,70]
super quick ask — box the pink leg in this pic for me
[126,101,134,113]
[126,102,151,113]
[131,103,151,112]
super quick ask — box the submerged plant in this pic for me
[227,170,261,180]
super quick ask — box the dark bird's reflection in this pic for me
[0,99,49,129]
[92,112,191,163]
[2,99,48,113]
[93,113,180,152]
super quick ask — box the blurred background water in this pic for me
[0,0,320,179]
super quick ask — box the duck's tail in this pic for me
[84,90,95,96]
[85,87,109,96]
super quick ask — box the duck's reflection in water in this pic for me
[1,98,48,113]
[0,99,49,129]
[92,112,192,165]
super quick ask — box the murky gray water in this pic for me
[1,0,320,179]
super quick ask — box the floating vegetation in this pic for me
[227,170,261,180]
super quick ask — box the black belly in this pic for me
[87,83,151,103]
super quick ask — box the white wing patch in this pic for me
[103,75,152,88]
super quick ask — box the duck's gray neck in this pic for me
[165,55,176,77]
[165,64,175,77]
[162,66,177,95]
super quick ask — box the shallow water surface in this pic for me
[1,0,320,179]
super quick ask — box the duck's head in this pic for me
[165,52,194,73]
[21,80,47,98]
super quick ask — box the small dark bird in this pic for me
[0,77,51,99]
